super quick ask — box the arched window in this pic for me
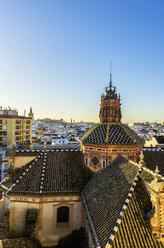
[57,207,69,223]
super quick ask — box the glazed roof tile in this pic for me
[1,151,93,196]
[143,151,164,176]
[140,169,155,183]
[112,178,163,248]
[82,156,139,248]
[80,123,144,146]
[82,157,162,248]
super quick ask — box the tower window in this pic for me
[103,161,106,168]
[86,158,88,166]
[57,207,69,223]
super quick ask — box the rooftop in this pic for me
[1,151,93,196]
[82,156,163,248]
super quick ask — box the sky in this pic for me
[0,0,164,123]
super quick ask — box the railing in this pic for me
[15,120,21,124]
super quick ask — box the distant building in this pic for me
[0,107,32,146]
[145,135,164,148]
[80,74,144,171]
[0,147,8,180]
[28,107,34,121]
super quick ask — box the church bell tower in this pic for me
[99,73,122,123]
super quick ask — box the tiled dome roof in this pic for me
[80,123,144,146]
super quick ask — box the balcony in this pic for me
[15,125,21,130]
[15,131,21,135]
[15,120,21,124]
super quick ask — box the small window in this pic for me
[153,233,157,237]
[57,207,69,223]
[86,158,88,166]
[103,161,105,168]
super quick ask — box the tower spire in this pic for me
[110,60,112,84]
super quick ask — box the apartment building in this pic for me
[0,108,32,146]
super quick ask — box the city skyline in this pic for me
[0,1,164,122]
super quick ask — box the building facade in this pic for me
[0,108,32,146]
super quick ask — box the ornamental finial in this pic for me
[110,60,112,85]
[139,150,144,166]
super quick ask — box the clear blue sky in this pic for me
[0,0,164,122]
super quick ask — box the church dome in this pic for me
[80,72,144,170]
[80,123,144,146]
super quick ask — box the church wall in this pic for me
[38,197,84,247]
[82,144,142,171]
[0,194,11,222]
[9,200,39,236]
[148,184,164,242]
[7,195,84,247]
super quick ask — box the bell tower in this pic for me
[99,73,122,123]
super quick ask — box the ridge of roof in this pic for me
[7,154,43,195]
[105,167,142,248]
[82,157,141,248]
[122,124,145,144]
[142,166,164,180]
[39,152,47,196]
[16,149,80,154]
[80,123,99,141]
[143,148,164,151]
[123,155,164,181]
[3,151,93,196]
[125,156,164,184]
[121,124,136,144]
[105,124,110,144]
